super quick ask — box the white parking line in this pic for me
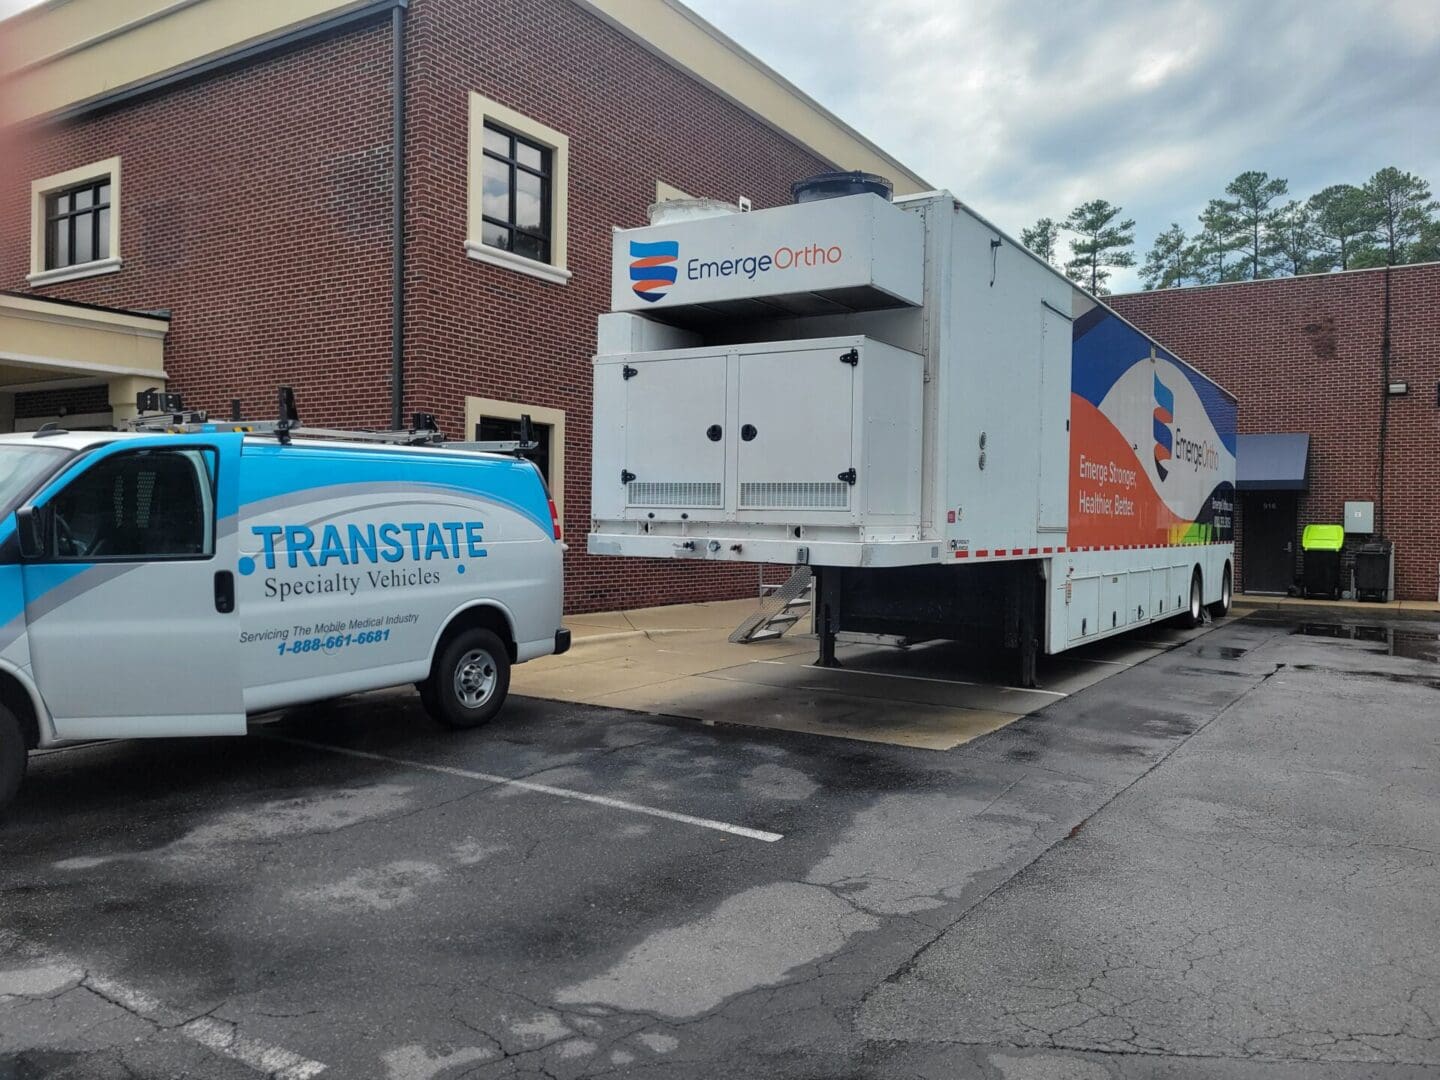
[6,954,327,1079]
[756,660,1067,697]
[266,736,784,843]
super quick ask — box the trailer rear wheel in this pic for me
[0,704,26,814]
[1208,565,1233,618]
[423,628,511,730]
[1182,570,1204,628]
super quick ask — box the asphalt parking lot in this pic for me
[2,610,1438,1079]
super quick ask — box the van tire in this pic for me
[0,704,26,813]
[1182,570,1204,628]
[424,629,511,730]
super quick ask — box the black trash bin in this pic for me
[1300,524,1343,600]
[1354,540,1393,602]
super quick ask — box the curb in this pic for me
[1234,599,1440,623]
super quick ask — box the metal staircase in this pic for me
[729,566,814,643]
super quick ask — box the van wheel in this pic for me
[424,629,511,729]
[1209,566,1233,618]
[1182,570,1204,628]
[0,705,27,813]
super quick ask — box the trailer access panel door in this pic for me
[622,351,728,517]
[737,346,853,513]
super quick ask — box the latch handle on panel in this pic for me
[621,469,636,484]
[622,365,638,380]
[839,349,859,366]
[838,468,857,485]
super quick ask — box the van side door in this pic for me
[20,435,245,740]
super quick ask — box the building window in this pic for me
[481,123,552,264]
[476,415,553,487]
[29,157,122,287]
[464,396,566,516]
[466,93,570,285]
[46,178,112,270]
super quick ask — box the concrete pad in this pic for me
[708,659,1059,716]
[588,673,1021,751]
[519,599,1219,750]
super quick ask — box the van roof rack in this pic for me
[125,386,539,457]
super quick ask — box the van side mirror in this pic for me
[15,505,49,560]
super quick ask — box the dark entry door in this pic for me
[1243,493,1298,594]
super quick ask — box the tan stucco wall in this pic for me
[1,0,373,123]
[0,294,167,378]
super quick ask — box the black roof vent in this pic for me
[791,170,893,204]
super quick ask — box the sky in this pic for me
[4,0,1436,290]
[686,0,1440,291]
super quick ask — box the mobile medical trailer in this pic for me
[0,399,568,809]
[588,179,1236,685]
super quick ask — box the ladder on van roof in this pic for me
[124,386,539,455]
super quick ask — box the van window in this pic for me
[48,448,216,560]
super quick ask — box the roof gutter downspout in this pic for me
[389,0,407,430]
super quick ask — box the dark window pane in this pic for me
[96,208,110,260]
[482,156,510,221]
[482,220,510,250]
[73,186,93,210]
[73,213,93,264]
[516,140,544,171]
[512,230,546,263]
[482,125,510,156]
[46,192,66,218]
[515,169,543,230]
[97,182,110,206]
[476,417,552,487]
[50,450,212,560]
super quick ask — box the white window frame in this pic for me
[28,157,123,287]
[465,93,570,286]
[464,396,566,517]
[655,180,693,203]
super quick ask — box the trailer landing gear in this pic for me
[1005,566,1041,689]
[815,569,841,668]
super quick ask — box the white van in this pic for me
[0,417,568,809]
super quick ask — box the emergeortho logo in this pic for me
[1152,372,1221,480]
[629,240,678,303]
[629,237,845,302]
[1152,373,1174,481]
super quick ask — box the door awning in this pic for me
[1237,433,1309,491]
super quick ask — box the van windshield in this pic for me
[0,444,72,520]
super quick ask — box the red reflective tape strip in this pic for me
[955,550,970,558]
[1042,547,1054,554]
[1011,548,1024,556]
[975,549,989,557]
[1027,547,1038,555]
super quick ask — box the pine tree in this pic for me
[1307,184,1378,270]
[1267,200,1320,276]
[1020,217,1062,265]
[1140,224,1189,289]
[1062,200,1135,294]
[1224,170,1288,278]
[1188,198,1243,283]
[1362,167,1437,265]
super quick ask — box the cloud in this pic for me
[687,0,1440,290]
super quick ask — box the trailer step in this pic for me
[730,566,813,644]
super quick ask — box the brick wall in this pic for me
[1111,264,1440,601]
[3,0,837,613]
[402,0,832,612]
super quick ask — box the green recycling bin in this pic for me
[1300,524,1344,599]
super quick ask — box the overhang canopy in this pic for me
[1237,433,1310,492]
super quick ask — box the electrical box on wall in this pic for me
[1345,500,1374,534]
